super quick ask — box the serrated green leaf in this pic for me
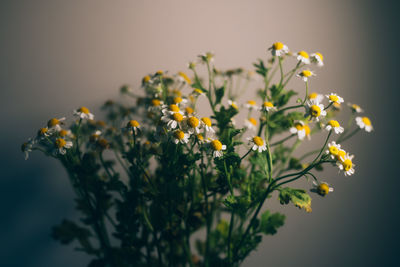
[279,187,312,213]
[215,81,227,105]
[260,210,285,235]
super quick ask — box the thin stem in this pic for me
[227,211,235,264]
[240,148,252,161]
[270,134,295,147]
[337,128,360,143]
[278,57,284,87]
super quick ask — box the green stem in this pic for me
[227,211,235,264]
[270,134,295,147]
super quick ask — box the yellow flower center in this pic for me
[172,89,182,97]
[329,146,339,155]
[328,120,340,128]
[169,104,180,112]
[151,99,161,106]
[185,107,194,114]
[173,97,183,104]
[248,117,257,126]
[263,101,274,108]
[301,70,312,77]
[336,150,346,161]
[178,71,191,84]
[310,105,321,117]
[273,42,284,50]
[352,104,360,110]
[174,130,185,140]
[230,102,238,109]
[252,136,264,146]
[97,138,109,149]
[78,106,90,114]
[172,113,184,122]
[304,125,311,136]
[197,134,204,141]
[247,100,256,106]
[39,127,48,135]
[308,92,318,99]
[318,183,330,196]
[55,138,66,148]
[362,117,371,126]
[315,52,323,61]
[211,140,223,151]
[188,117,200,128]
[156,70,163,75]
[298,51,309,58]
[193,88,203,94]
[342,159,353,171]
[201,117,212,127]
[128,120,140,128]
[294,123,304,131]
[143,75,151,83]
[329,95,339,102]
[48,118,60,127]
[59,129,68,137]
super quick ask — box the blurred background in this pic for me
[1,0,399,266]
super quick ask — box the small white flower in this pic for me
[161,104,184,116]
[347,103,363,113]
[310,52,324,67]
[325,141,342,160]
[74,107,94,120]
[297,70,316,82]
[326,93,344,104]
[161,112,185,129]
[177,71,192,84]
[47,117,66,132]
[308,92,324,103]
[54,138,73,155]
[312,181,334,196]
[289,121,311,140]
[21,138,35,160]
[356,116,373,132]
[244,118,258,131]
[337,153,355,176]
[149,99,164,111]
[207,139,226,158]
[296,51,310,64]
[247,136,267,153]
[200,117,215,133]
[191,88,205,97]
[306,99,326,121]
[228,100,239,110]
[172,129,190,144]
[125,120,141,134]
[325,120,344,134]
[173,96,189,107]
[244,100,259,110]
[261,101,277,112]
[269,42,289,57]
[185,116,201,135]
[199,52,214,63]
[36,127,50,140]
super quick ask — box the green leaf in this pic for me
[253,59,268,77]
[279,187,312,213]
[259,210,285,235]
[215,80,227,105]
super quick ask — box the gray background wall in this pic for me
[1,0,399,266]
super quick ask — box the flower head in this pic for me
[325,120,344,134]
[325,141,342,159]
[290,120,311,140]
[228,100,239,110]
[244,117,258,131]
[308,92,324,103]
[173,129,190,144]
[337,153,355,176]
[297,70,315,82]
[312,181,334,196]
[261,101,277,112]
[186,116,201,134]
[248,136,267,153]
[310,52,324,67]
[54,138,73,155]
[47,117,66,132]
[269,42,289,57]
[326,93,344,104]
[74,107,94,120]
[161,111,185,129]
[245,100,258,110]
[199,52,214,63]
[21,138,35,160]
[201,117,215,133]
[126,120,141,134]
[306,99,326,121]
[348,103,363,113]
[297,51,310,64]
[207,139,226,158]
[356,116,373,132]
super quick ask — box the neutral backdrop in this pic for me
[1,0,399,266]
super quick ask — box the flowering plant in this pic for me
[22,43,372,266]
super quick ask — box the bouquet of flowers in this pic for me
[22,42,373,267]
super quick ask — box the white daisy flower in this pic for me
[196,134,205,144]
[207,138,226,158]
[36,127,50,139]
[244,117,258,131]
[289,121,311,140]
[186,116,201,134]
[269,42,289,57]
[337,153,355,176]
[325,120,344,134]
[297,70,316,82]
[248,136,267,153]
[47,117,66,132]
[312,181,334,196]
[228,100,239,110]
[306,99,326,121]
[21,138,35,160]
[173,129,190,144]
[244,100,259,110]
[261,101,277,112]
[161,112,185,129]
[54,138,73,155]
[126,120,141,134]
[326,93,344,104]
[178,71,192,84]
[199,52,214,63]
[58,129,73,139]
[310,52,324,67]
[89,130,102,142]
[161,104,183,116]
[173,96,188,107]
[325,141,342,160]
[296,51,310,64]
[347,103,363,113]
[201,117,215,133]
[149,99,164,111]
[184,107,195,116]
[191,88,205,97]
[74,106,94,120]
[356,116,373,132]
[308,92,324,103]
